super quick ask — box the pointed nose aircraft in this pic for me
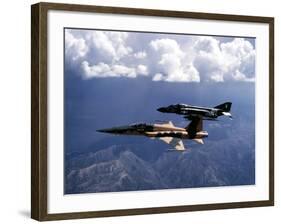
[157,102,232,120]
[97,117,208,152]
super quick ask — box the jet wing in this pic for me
[159,137,185,151]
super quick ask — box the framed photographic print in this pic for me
[31,2,274,221]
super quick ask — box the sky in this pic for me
[64,28,256,194]
[65,28,256,83]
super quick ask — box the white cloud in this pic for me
[81,61,148,79]
[134,51,147,59]
[65,29,255,83]
[65,30,88,61]
[150,38,183,56]
[90,32,116,60]
[112,64,136,78]
[221,38,255,81]
[137,64,149,76]
[149,38,200,82]
[87,31,132,63]
[193,37,255,82]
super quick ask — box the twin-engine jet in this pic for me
[157,102,232,120]
[97,117,208,152]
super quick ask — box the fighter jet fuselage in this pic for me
[97,118,208,151]
[157,102,232,120]
[98,123,207,139]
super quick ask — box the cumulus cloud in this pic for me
[65,31,88,61]
[193,37,255,82]
[65,29,255,83]
[134,51,147,59]
[85,31,132,64]
[149,38,200,82]
[221,38,255,81]
[81,62,148,79]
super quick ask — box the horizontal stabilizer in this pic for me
[193,138,204,144]
[222,112,232,119]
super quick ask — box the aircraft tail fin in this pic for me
[185,116,202,137]
[214,102,232,112]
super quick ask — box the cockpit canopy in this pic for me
[130,123,147,129]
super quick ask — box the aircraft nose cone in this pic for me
[96,129,108,133]
[97,125,131,134]
[157,107,167,112]
[96,128,115,133]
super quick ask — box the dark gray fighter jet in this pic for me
[157,102,232,120]
[97,117,208,152]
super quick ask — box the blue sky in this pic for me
[64,29,256,193]
[65,29,256,83]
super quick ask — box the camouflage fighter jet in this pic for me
[97,117,208,152]
[157,102,232,120]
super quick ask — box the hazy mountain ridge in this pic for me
[65,148,166,194]
[65,129,255,194]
